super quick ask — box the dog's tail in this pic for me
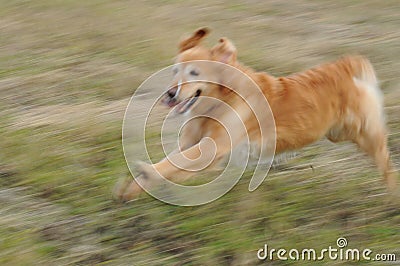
[343,55,378,87]
[346,55,385,130]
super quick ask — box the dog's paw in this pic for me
[386,170,399,196]
[112,176,143,203]
[113,162,163,203]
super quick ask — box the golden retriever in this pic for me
[115,28,397,201]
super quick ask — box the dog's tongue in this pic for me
[162,96,178,107]
[176,98,191,113]
[168,100,178,107]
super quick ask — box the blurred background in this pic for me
[0,0,399,265]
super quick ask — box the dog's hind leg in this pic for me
[350,75,398,192]
[353,127,397,192]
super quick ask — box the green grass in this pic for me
[1,0,399,265]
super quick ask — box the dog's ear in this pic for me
[211,38,237,64]
[178,27,210,53]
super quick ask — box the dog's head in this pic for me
[162,28,237,114]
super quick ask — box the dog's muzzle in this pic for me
[162,87,202,114]
[162,87,179,107]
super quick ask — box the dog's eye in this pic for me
[190,70,199,76]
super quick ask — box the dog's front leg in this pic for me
[152,137,227,181]
[115,136,230,201]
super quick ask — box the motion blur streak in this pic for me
[0,1,399,265]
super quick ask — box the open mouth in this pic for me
[176,89,202,114]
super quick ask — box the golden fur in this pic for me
[115,28,397,201]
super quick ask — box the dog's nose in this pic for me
[167,87,177,98]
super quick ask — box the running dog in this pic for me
[115,28,397,201]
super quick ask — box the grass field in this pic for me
[0,0,399,265]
